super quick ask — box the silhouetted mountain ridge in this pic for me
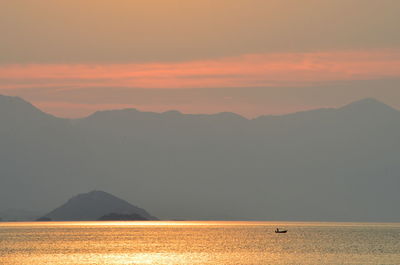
[1,95,400,222]
[1,95,397,121]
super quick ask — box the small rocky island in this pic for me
[36,217,52,221]
[38,190,157,221]
[98,213,148,221]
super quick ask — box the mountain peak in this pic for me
[339,98,398,114]
[42,190,157,221]
[87,190,108,195]
[0,94,58,120]
[0,95,37,111]
[73,190,111,200]
[214,112,247,120]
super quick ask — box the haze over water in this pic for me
[1,221,399,265]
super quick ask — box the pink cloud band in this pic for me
[1,49,400,90]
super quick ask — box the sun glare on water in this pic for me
[0,220,272,227]
[1,221,400,265]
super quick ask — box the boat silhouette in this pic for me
[275,228,287,233]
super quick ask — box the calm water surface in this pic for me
[1,221,399,265]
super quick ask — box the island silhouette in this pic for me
[38,190,157,221]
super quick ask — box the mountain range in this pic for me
[1,95,399,222]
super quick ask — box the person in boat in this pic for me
[276,228,279,233]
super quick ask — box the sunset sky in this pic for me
[1,0,400,118]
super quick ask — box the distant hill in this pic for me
[41,191,157,221]
[1,95,400,222]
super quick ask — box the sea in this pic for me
[0,221,399,265]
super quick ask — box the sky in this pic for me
[1,0,400,118]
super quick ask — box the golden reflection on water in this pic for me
[1,221,400,265]
[1,220,274,227]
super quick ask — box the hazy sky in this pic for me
[1,0,400,117]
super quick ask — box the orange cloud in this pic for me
[1,49,400,90]
[2,49,400,118]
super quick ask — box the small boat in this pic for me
[275,228,287,233]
